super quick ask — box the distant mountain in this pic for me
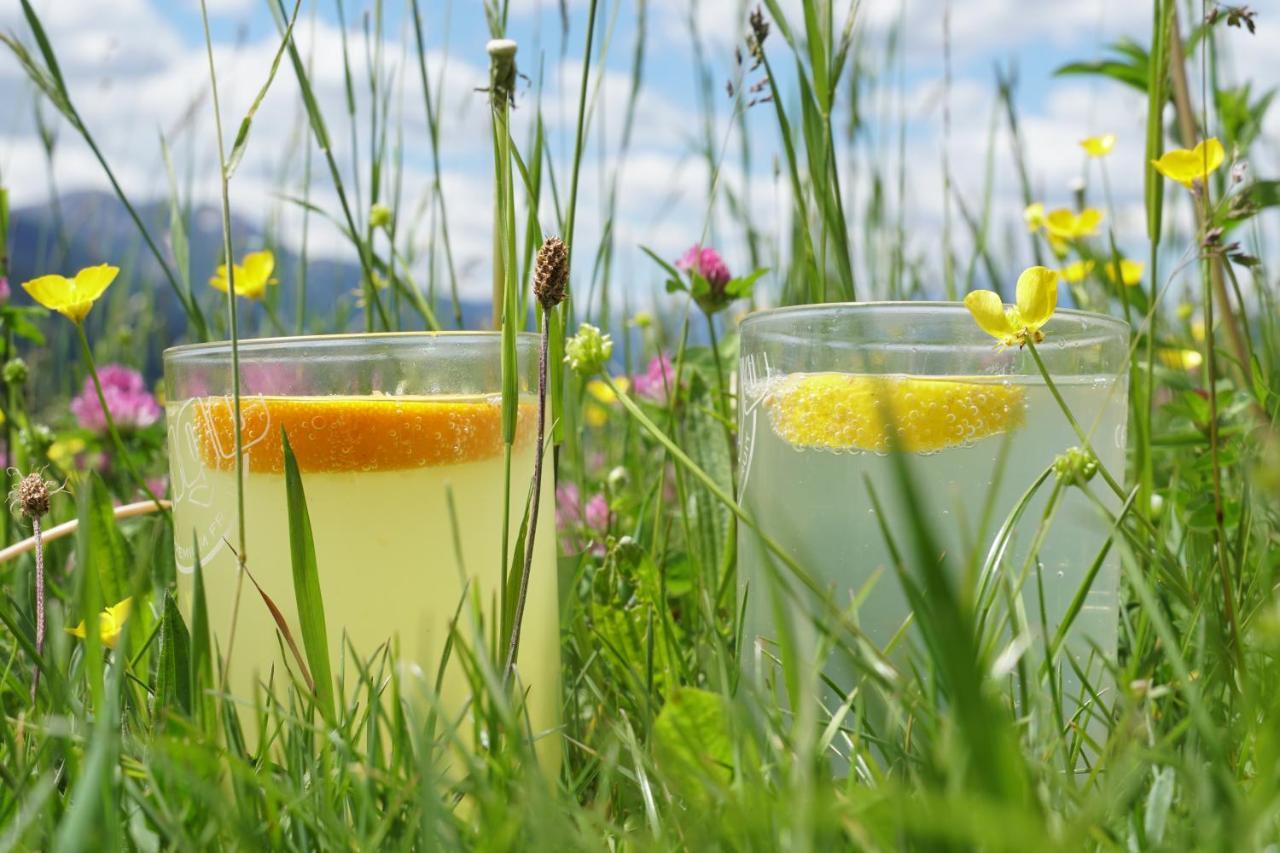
[8,190,492,341]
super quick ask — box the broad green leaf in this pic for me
[653,687,734,800]
[155,591,192,720]
[281,428,335,721]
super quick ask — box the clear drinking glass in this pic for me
[163,332,559,761]
[737,303,1129,712]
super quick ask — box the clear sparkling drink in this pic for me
[736,305,1130,735]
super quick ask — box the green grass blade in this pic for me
[281,428,335,722]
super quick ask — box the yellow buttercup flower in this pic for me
[1152,138,1224,189]
[1060,260,1095,283]
[1158,348,1203,371]
[1080,133,1116,158]
[48,436,87,468]
[67,597,133,649]
[21,264,119,324]
[1104,259,1144,286]
[963,266,1059,348]
[1045,208,1104,241]
[587,376,628,405]
[209,250,279,300]
[1023,202,1046,233]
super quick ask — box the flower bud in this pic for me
[369,203,393,231]
[565,323,612,377]
[607,465,629,493]
[1052,446,1099,486]
[3,357,27,387]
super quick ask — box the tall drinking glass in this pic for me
[163,333,559,762]
[737,303,1129,714]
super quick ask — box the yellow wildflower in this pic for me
[209,250,279,300]
[48,436,87,468]
[631,311,653,329]
[963,266,1059,348]
[1191,319,1206,342]
[21,264,119,324]
[587,377,628,405]
[1023,202,1046,233]
[1045,208,1104,241]
[584,405,609,428]
[1060,260,1095,284]
[67,597,133,649]
[1080,134,1116,158]
[1104,259,1144,287]
[1152,138,1224,189]
[1158,348,1203,371]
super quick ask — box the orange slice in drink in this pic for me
[764,373,1026,453]
[193,395,535,474]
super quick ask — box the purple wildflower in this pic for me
[584,494,610,532]
[676,245,731,290]
[554,483,610,555]
[0,277,9,305]
[632,353,675,403]
[70,364,161,432]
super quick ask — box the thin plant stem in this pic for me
[504,310,549,683]
[198,0,249,685]
[75,325,164,512]
[1023,340,1123,500]
[30,516,43,701]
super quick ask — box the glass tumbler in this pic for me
[737,303,1129,712]
[164,332,559,762]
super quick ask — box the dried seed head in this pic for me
[534,236,569,310]
[9,470,57,521]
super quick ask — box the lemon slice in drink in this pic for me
[763,373,1026,453]
[192,396,535,474]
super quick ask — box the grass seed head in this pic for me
[534,236,569,310]
[9,470,57,521]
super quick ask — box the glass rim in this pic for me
[164,330,540,361]
[740,300,1129,338]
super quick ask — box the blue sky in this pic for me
[1,0,1275,305]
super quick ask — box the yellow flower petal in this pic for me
[1023,202,1046,232]
[964,290,1017,344]
[209,250,279,300]
[242,250,277,285]
[1080,133,1116,157]
[67,597,133,649]
[1060,260,1095,283]
[1015,266,1059,331]
[587,376,628,405]
[22,264,119,323]
[1045,208,1104,240]
[1076,208,1103,236]
[1104,259,1144,286]
[1152,138,1225,188]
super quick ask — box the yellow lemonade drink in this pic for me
[163,335,559,768]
